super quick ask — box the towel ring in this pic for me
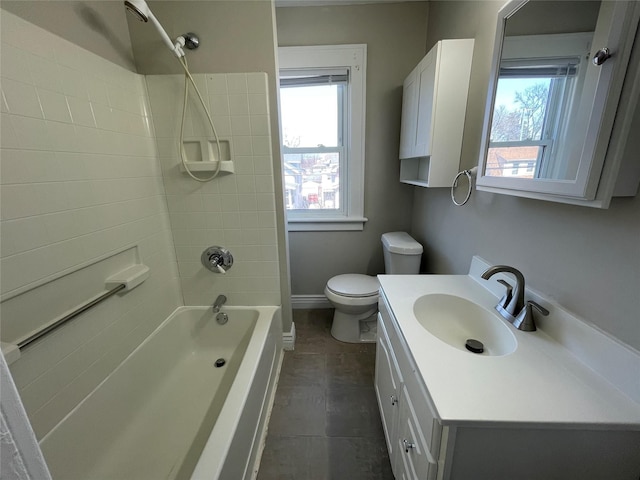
[451,167,476,206]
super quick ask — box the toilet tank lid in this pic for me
[381,232,423,254]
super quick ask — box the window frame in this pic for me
[278,44,367,232]
[280,75,346,215]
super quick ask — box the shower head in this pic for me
[124,0,149,22]
[124,0,184,57]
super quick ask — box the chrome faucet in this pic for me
[480,265,548,331]
[481,265,525,318]
[212,294,227,313]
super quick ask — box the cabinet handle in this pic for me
[403,439,416,453]
[592,47,612,66]
[390,395,398,406]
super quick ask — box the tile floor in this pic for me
[257,309,394,480]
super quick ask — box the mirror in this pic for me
[486,1,598,182]
[477,0,639,206]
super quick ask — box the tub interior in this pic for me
[40,307,258,480]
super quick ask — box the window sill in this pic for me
[287,217,368,232]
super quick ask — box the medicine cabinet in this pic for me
[476,0,640,208]
[399,39,474,187]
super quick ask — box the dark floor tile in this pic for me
[258,436,393,480]
[294,309,332,332]
[326,385,385,438]
[323,336,378,354]
[294,327,330,354]
[259,309,391,478]
[293,308,378,354]
[326,352,375,387]
[279,352,326,388]
[257,436,329,480]
[327,436,394,480]
[268,386,326,436]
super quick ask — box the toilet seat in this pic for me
[326,274,379,298]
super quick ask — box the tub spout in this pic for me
[212,294,227,313]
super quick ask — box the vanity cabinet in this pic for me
[376,300,440,479]
[399,39,474,187]
[375,289,640,480]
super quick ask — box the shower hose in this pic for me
[177,55,223,182]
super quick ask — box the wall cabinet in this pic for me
[399,39,474,187]
[476,0,640,208]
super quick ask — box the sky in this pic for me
[280,85,339,148]
[494,77,550,111]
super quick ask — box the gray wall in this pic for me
[410,1,640,350]
[276,2,428,295]
[127,1,278,76]
[1,0,136,70]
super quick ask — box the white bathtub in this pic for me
[39,305,283,480]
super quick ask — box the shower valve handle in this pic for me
[201,246,233,274]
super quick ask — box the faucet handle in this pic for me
[496,279,513,309]
[513,300,549,332]
[528,300,549,316]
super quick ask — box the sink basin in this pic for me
[413,294,517,356]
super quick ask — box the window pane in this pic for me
[283,152,340,210]
[280,85,340,148]
[486,145,543,178]
[490,78,551,142]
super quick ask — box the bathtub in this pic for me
[39,305,283,480]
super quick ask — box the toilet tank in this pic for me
[381,232,423,274]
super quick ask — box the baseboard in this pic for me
[282,322,296,351]
[291,294,332,309]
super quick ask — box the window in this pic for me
[280,71,345,211]
[278,45,367,231]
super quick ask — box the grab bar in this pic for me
[16,283,126,351]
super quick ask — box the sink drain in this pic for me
[215,358,226,368]
[465,339,484,354]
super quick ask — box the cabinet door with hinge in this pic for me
[395,384,438,480]
[399,68,419,159]
[413,48,438,158]
[375,314,403,470]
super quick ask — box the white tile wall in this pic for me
[0,10,182,439]
[146,72,281,306]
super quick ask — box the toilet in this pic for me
[324,232,423,343]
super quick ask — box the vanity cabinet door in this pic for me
[375,314,403,469]
[396,384,438,480]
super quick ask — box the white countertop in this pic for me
[378,274,640,429]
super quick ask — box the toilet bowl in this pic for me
[324,274,379,343]
[325,232,423,343]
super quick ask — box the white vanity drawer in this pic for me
[397,351,442,462]
[396,384,438,480]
